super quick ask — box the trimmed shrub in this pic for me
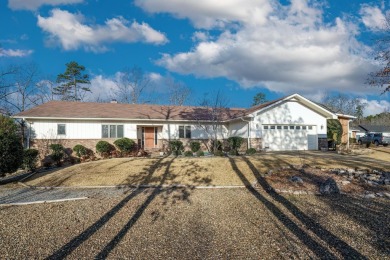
[169,140,184,156]
[23,149,39,172]
[184,151,193,157]
[210,140,223,152]
[190,141,201,153]
[73,144,87,158]
[227,136,244,153]
[114,138,135,155]
[196,150,204,157]
[96,141,114,158]
[0,115,24,176]
[327,119,342,145]
[246,148,257,155]
[49,144,64,166]
[228,150,237,156]
[213,150,225,157]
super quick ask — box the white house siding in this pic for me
[29,119,230,141]
[254,100,327,134]
[229,121,248,138]
[30,120,139,139]
[161,123,228,140]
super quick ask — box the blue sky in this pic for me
[1,0,389,115]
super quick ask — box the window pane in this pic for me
[179,126,184,138]
[117,125,124,138]
[102,125,109,138]
[308,126,313,130]
[264,126,269,130]
[110,125,116,138]
[185,126,191,138]
[277,126,282,129]
[296,126,301,130]
[302,126,307,130]
[289,126,294,129]
[57,124,66,135]
[283,126,288,129]
[270,125,275,129]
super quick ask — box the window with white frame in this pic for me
[102,125,124,138]
[179,125,191,138]
[57,124,66,135]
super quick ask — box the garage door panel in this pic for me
[263,125,317,151]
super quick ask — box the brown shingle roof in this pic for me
[14,101,246,121]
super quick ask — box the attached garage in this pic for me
[262,125,318,151]
[247,94,339,151]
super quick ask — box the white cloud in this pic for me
[88,74,118,101]
[360,98,390,116]
[191,31,210,42]
[8,0,83,11]
[359,5,386,31]
[135,0,272,29]
[0,48,33,57]
[140,0,375,96]
[37,9,168,52]
[148,72,163,82]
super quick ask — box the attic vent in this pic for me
[110,99,118,104]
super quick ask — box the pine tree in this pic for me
[55,61,91,101]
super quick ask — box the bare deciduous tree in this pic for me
[367,15,390,94]
[113,66,151,104]
[35,77,57,104]
[0,63,41,146]
[323,93,367,118]
[165,77,191,106]
[194,90,231,152]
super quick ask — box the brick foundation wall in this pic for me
[249,138,262,151]
[31,138,139,158]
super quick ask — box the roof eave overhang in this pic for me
[246,93,338,119]
[12,116,231,124]
[336,113,357,120]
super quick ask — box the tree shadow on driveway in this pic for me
[318,194,390,255]
[46,156,209,259]
[230,157,367,259]
[45,157,169,259]
[94,156,176,259]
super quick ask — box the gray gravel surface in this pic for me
[0,187,135,204]
[0,187,388,259]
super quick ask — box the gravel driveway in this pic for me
[0,187,134,205]
[1,187,388,259]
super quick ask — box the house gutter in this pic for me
[11,116,237,124]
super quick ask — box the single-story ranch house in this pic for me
[13,93,353,153]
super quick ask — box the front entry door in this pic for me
[144,127,155,148]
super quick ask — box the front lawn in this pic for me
[23,150,390,188]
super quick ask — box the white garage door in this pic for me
[262,125,318,151]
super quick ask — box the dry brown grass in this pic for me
[24,150,390,187]
[25,157,256,187]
